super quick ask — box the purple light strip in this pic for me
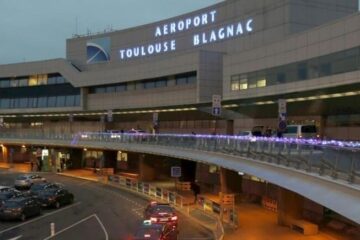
[78,132,360,150]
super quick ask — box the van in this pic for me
[283,124,317,139]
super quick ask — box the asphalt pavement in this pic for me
[0,171,213,240]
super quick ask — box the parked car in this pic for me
[127,129,146,134]
[37,188,74,208]
[0,188,23,207]
[238,130,253,137]
[14,174,46,189]
[29,182,64,196]
[251,126,265,137]
[283,124,317,139]
[144,202,178,228]
[133,220,178,240]
[0,196,41,221]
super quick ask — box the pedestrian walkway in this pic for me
[1,165,358,240]
[0,162,30,172]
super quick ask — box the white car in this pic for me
[238,131,253,137]
[14,174,46,189]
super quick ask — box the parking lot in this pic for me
[0,171,213,240]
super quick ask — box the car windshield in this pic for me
[16,176,27,180]
[149,205,174,214]
[285,126,297,134]
[31,184,47,191]
[3,201,21,208]
[239,131,251,136]
[301,125,316,133]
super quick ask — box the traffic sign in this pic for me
[278,120,287,131]
[278,99,286,114]
[212,95,221,108]
[212,107,221,116]
[171,166,182,178]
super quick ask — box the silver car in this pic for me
[14,174,46,189]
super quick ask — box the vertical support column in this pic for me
[277,187,304,226]
[1,145,8,162]
[219,167,228,194]
[226,120,234,135]
[138,154,156,182]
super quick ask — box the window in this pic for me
[297,63,307,80]
[320,63,332,77]
[115,84,126,92]
[277,73,286,83]
[18,78,28,87]
[28,75,38,86]
[56,96,65,107]
[56,76,66,84]
[0,98,10,108]
[94,87,106,93]
[240,79,248,90]
[257,79,266,87]
[65,95,75,106]
[0,80,10,88]
[47,96,56,107]
[144,81,155,89]
[74,95,81,106]
[47,75,57,85]
[28,98,37,108]
[106,86,115,93]
[135,82,143,90]
[155,79,167,88]
[37,74,47,85]
[231,79,239,91]
[38,97,47,108]
[10,79,19,87]
[176,77,187,85]
[19,98,28,108]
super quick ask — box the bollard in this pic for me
[50,222,55,236]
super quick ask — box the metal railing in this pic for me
[0,131,360,184]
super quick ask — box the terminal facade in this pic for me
[0,0,360,234]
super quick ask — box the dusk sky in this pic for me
[0,0,222,64]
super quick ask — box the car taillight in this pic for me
[171,216,178,221]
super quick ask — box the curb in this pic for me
[56,173,100,182]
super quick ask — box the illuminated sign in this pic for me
[117,9,254,61]
[87,37,110,64]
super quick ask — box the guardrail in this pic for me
[0,131,360,185]
[104,174,224,240]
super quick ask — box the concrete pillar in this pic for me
[277,188,304,226]
[220,167,228,194]
[138,154,156,181]
[226,120,234,135]
[1,145,8,162]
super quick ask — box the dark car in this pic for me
[144,202,178,228]
[0,189,24,207]
[37,188,74,208]
[133,220,178,240]
[0,196,41,221]
[29,182,64,196]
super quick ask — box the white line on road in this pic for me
[7,235,22,240]
[0,202,82,235]
[43,214,109,240]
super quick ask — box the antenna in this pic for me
[75,17,78,35]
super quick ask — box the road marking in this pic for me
[7,235,22,240]
[43,214,109,240]
[0,202,82,235]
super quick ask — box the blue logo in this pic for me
[86,37,110,64]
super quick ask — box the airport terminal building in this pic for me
[0,0,360,140]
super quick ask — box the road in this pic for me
[0,171,213,240]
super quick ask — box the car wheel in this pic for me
[20,213,26,221]
[69,196,74,204]
[55,201,61,209]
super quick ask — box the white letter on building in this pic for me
[170,40,176,51]
[193,34,200,46]
[218,28,225,40]
[202,33,208,44]
[126,49,133,58]
[163,42,168,52]
[155,43,162,53]
[163,24,168,35]
[148,44,155,54]
[226,25,234,38]
[209,10,217,22]
[201,13,208,25]
[119,50,125,59]
[193,16,201,27]
[133,47,140,57]
[170,23,176,34]
[178,20,185,31]
[186,18,192,29]
[236,22,243,35]
[155,27,162,37]
[246,19,253,32]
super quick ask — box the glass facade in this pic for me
[0,95,80,109]
[0,73,67,88]
[89,71,197,94]
[231,47,360,91]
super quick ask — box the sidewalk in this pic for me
[1,165,357,240]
